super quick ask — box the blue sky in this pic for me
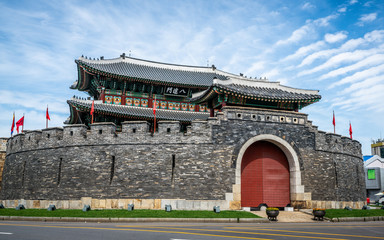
[0,0,383,155]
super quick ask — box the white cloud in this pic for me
[350,0,358,4]
[341,75,384,94]
[320,52,384,79]
[324,31,348,43]
[276,25,311,46]
[298,30,384,67]
[262,68,280,79]
[302,2,315,10]
[338,7,347,13]
[282,40,326,61]
[359,13,377,22]
[299,47,384,76]
[357,13,377,26]
[276,14,338,45]
[334,84,384,112]
[245,61,266,76]
[329,63,384,88]
[0,90,68,114]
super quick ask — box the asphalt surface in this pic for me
[0,221,383,240]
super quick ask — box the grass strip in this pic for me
[0,209,260,218]
[325,209,384,219]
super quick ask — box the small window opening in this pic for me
[47,134,50,139]
[110,156,115,185]
[99,129,102,135]
[132,128,136,133]
[57,158,63,185]
[252,115,256,119]
[171,154,176,186]
[70,131,73,136]
[167,128,171,133]
[21,161,27,187]
[28,136,31,141]
[334,161,338,187]
[237,113,242,118]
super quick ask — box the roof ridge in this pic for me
[214,78,320,95]
[78,55,219,73]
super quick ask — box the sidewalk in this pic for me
[252,209,316,222]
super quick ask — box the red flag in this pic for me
[11,112,15,136]
[46,107,50,120]
[90,100,95,124]
[16,116,24,134]
[90,100,95,116]
[349,122,353,139]
[332,111,335,133]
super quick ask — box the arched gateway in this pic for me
[241,141,290,207]
[235,134,305,208]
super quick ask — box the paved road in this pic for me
[0,221,383,240]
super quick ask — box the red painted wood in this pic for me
[241,141,290,207]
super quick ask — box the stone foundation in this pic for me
[0,198,236,210]
[0,198,366,210]
[291,200,366,209]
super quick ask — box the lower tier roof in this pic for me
[66,98,209,124]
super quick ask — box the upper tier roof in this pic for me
[75,55,243,87]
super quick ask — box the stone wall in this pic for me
[0,138,7,191]
[0,107,366,209]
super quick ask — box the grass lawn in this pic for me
[325,209,384,219]
[0,209,260,218]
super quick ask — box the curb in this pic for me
[332,216,384,222]
[0,216,269,223]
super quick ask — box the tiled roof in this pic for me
[217,83,320,101]
[191,78,321,103]
[76,56,237,87]
[67,98,209,122]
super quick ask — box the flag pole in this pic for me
[22,113,24,132]
[11,112,15,137]
[46,105,48,129]
[154,114,156,133]
[153,96,157,134]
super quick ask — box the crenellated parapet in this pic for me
[313,130,361,158]
[6,107,360,158]
[6,120,216,156]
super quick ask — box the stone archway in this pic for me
[241,140,290,207]
[234,134,305,207]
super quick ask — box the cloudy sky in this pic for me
[0,0,383,155]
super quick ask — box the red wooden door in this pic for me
[241,141,290,207]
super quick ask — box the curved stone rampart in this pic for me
[1,107,365,210]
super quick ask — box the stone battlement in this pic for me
[5,107,361,158]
